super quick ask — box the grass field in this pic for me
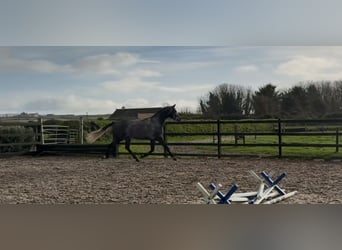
[105,134,342,160]
[188,134,341,159]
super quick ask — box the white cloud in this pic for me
[102,78,186,93]
[73,52,158,75]
[102,77,161,93]
[0,56,72,73]
[22,95,120,114]
[0,51,159,76]
[235,65,258,73]
[159,61,221,74]
[123,98,150,108]
[276,55,342,80]
[127,69,162,78]
[61,95,119,114]
[102,77,214,94]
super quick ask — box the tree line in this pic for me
[199,81,342,119]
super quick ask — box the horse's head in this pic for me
[169,104,181,122]
[152,104,181,123]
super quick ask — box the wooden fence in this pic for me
[35,118,342,158]
[164,119,342,158]
[1,118,342,158]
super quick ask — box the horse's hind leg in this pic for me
[125,138,139,162]
[105,142,114,158]
[140,140,155,159]
[105,138,120,158]
[104,142,113,159]
[112,143,119,157]
[112,138,120,157]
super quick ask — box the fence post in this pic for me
[40,117,44,144]
[278,119,282,157]
[234,124,237,145]
[79,117,84,144]
[163,123,167,158]
[217,119,221,158]
[336,128,339,153]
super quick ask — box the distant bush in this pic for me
[0,126,35,152]
[324,112,342,119]
[44,119,79,129]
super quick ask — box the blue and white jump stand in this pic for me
[196,170,297,204]
[209,183,239,204]
[249,170,297,204]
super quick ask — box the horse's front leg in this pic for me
[140,140,155,159]
[157,137,176,161]
[125,138,140,162]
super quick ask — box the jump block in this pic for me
[196,170,297,204]
[196,182,242,204]
[196,182,220,204]
[250,171,287,204]
[209,183,239,204]
[261,171,286,195]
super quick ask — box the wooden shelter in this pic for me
[109,107,162,121]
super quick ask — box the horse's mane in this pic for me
[151,106,171,118]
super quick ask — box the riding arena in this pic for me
[1,106,342,204]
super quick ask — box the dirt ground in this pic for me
[0,155,341,204]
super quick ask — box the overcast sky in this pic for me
[2,0,342,46]
[1,1,342,114]
[1,46,342,114]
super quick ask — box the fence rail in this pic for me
[1,118,342,158]
[163,118,342,158]
[41,125,78,144]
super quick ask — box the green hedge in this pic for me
[0,126,35,152]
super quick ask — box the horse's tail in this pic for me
[86,122,113,143]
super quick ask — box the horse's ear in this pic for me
[172,104,176,107]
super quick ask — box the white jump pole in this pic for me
[231,191,258,198]
[229,196,249,203]
[249,170,264,183]
[253,185,276,204]
[256,182,265,199]
[196,182,218,204]
[263,191,298,204]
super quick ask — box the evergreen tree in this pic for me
[252,84,280,118]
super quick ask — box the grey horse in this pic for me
[86,105,181,161]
